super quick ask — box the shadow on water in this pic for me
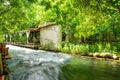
[6,45,120,80]
[60,57,120,80]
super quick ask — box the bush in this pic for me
[104,43,111,52]
[57,42,120,56]
[97,43,103,52]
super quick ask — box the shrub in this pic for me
[57,42,119,56]
[97,43,103,52]
[103,43,111,52]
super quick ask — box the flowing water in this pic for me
[7,45,120,80]
[6,45,70,80]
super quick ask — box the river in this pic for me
[6,45,120,80]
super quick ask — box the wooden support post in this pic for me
[26,31,30,44]
[0,43,9,80]
[0,53,3,75]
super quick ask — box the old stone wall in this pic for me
[40,25,62,50]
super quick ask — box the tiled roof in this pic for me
[21,22,56,32]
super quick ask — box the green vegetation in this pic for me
[39,42,52,51]
[57,42,120,59]
[0,0,120,57]
[58,42,119,54]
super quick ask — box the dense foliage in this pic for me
[58,41,120,54]
[0,0,120,54]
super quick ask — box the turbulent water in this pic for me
[7,45,120,80]
[6,45,71,80]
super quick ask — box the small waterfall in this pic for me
[6,45,71,80]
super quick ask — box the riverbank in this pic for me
[39,48,120,62]
[60,52,120,63]
[55,42,120,61]
[75,52,120,60]
[76,55,120,63]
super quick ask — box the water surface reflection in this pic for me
[60,57,120,80]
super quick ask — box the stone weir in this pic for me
[0,43,9,80]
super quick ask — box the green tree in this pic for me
[0,0,120,43]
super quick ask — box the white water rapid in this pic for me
[6,45,71,80]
